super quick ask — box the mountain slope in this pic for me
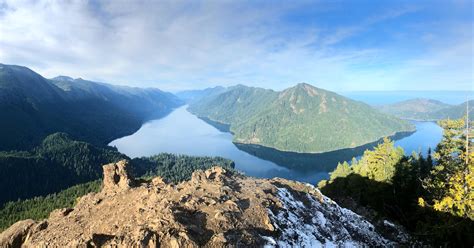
[0,133,127,204]
[189,83,414,153]
[0,63,183,150]
[175,86,228,103]
[0,162,411,246]
[378,98,474,120]
[378,98,451,120]
[426,100,473,120]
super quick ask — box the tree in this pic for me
[421,117,473,220]
[329,161,352,181]
[352,137,405,183]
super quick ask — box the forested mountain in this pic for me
[0,64,183,150]
[175,86,227,103]
[425,100,473,120]
[0,130,235,205]
[0,133,126,204]
[379,98,473,121]
[188,83,414,153]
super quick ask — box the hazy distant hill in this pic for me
[189,83,414,153]
[175,86,227,103]
[0,64,183,150]
[430,100,473,120]
[379,98,473,121]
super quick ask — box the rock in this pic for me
[0,219,36,248]
[102,160,135,193]
[49,208,74,219]
[1,163,413,247]
[212,233,227,243]
[152,176,167,186]
[190,170,206,182]
[205,166,226,180]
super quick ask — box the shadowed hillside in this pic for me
[0,64,183,150]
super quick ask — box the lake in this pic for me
[110,106,443,184]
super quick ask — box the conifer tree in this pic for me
[421,117,473,219]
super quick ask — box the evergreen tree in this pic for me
[421,117,473,219]
[352,137,405,183]
[329,161,352,181]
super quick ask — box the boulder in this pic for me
[102,160,135,193]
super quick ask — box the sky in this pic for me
[0,0,472,92]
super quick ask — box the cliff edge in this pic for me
[0,160,408,247]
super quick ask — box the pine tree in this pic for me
[421,117,473,219]
[329,161,352,181]
[353,137,405,183]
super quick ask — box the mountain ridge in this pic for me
[188,83,415,153]
[379,98,473,121]
[0,63,183,150]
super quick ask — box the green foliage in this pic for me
[189,83,414,153]
[351,137,405,183]
[320,121,474,246]
[329,161,352,181]
[0,133,127,204]
[0,180,101,232]
[132,153,235,183]
[422,118,473,219]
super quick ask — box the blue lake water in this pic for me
[110,106,443,184]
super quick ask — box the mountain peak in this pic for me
[51,76,75,81]
[0,160,409,247]
[283,82,321,97]
[295,82,313,88]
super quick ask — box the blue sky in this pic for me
[0,0,472,92]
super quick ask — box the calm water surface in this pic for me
[110,106,443,184]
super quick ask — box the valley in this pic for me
[0,64,183,151]
[1,1,472,246]
[110,105,443,185]
[0,65,470,246]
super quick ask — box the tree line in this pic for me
[318,117,473,246]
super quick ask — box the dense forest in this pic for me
[188,83,414,153]
[0,180,101,232]
[132,153,235,183]
[318,117,473,246]
[0,151,234,231]
[0,133,126,204]
[0,64,182,151]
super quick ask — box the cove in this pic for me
[110,106,443,184]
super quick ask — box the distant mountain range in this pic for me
[188,83,415,153]
[0,64,183,150]
[379,98,473,121]
[175,86,227,103]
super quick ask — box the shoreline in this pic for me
[192,111,417,155]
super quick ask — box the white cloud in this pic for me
[0,0,471,92]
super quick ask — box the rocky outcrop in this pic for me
[102,160,135,193]
[0,220,36,248]
[0,160,410,247]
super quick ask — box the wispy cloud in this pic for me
[0,0,471,92]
